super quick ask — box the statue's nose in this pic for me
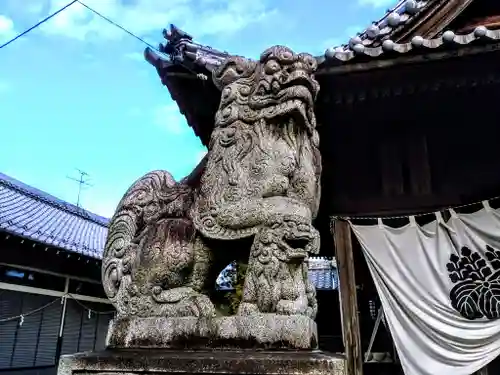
[284,69,315,92]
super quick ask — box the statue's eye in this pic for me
[264,60,280,74]
[299,54,317,71]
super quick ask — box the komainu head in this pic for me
[212,46,319,134]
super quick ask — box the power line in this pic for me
[1,0,159,53]
[76,0,159,51]
[0,0,78,50]
[77,2,203,78]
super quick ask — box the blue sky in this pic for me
[0,0,393,218]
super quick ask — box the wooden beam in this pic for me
[0,281,112,304]
[0,261,101,285]
[399,0,475,40]
[332,219,363,375]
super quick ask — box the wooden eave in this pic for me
[146,27,500,147]
[394,0,476,41]
[144,6,500,146]
[145,47,220,147]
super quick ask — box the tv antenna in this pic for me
[67,169,93,208]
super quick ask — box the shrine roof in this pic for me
[0,172,109,258]
[319,26,500,65]
[146,0,500,78]
[144,19,500,148]
[146,23,500,73]
[322,0,475,56]
[327,0,433,53]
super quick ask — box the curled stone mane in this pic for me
[212,56,257,91]
[212,46,320,144]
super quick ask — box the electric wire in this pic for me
[0,0,78,50]
[76,0,159,51]
[0,0,160,53]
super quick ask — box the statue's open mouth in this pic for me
[250,72,318,132]
[285,97,315,132]
[252,87,316,133]
[283,233,314,260]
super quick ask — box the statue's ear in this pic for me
[212,56,257,91]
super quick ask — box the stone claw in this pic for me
[276,298,308,316]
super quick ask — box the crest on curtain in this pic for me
[447,245,500,320]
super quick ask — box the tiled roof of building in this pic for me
[146,0,497,73]
[332,0,432,53]
[145,12,500,146]
[0,173,338,289]
[216,257,338,292]
[0,172,109,258]
[322,25,500,63]
[308,257,339,290]
[148,22,500,71]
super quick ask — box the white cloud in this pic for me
[0,81,10,93]
[319,38,342,51]
[124,51,145,62]
[25,1,45,14]
[195,150,207,164]
[345,25,364,36]
[38,0,276,42]
[5,0,45,15]
[358,0,397,8]
[153,103,187,135]
[127,107,142,117]
[83,196,119,219]
[316,24,364,53]
[0,14,15,43]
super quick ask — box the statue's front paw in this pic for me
[276,299,308,316]
[237,302,260,316]
[190,293,217,318]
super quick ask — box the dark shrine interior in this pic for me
[316,47,500,219]
[313,42,500,355]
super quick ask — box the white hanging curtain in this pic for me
[350,204,500,375]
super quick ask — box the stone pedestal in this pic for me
[59,349,345,375]
[106,315,318,350]
[58,315,345,375]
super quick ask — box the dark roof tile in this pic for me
[326,0,432,55]
[0,172,109,258]
[308,257,339,290]
[322,25,500,64]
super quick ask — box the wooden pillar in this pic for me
[332,219,363,375]
[473,366,489,375]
